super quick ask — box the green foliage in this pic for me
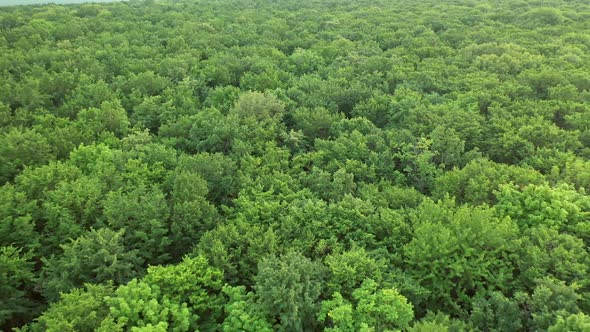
[131,96,176,133]
[2,0,590,329]
[77,100,129,139]
[0,246,37,328]
[292,107,342,143]
[195,220,279,287]
[0,184,38,252]
[433,158,546,205]
[554,158,590,193]
[254,252,325,331]
[0,127,53,184]
[352,279,414,331]
[515,227,590,289]
[168,171,219,258]
[181,108,240,154]
[102,279,193,332]
[40,228,140,302]
[357,183,424,210]
[403,201,518,315]
[229,91,285,123]
[397,137,442,193]
[495,183,590,231]
[325,247,386,299]
[142,256,224,331]
[319,279,414,332]
[28,283,113,332]
[408,312,470,332]
[40,175,107,255]
[429,126,469,170]
[469,292,523,332]
[221,286,272,332]
[523,8,566,27]
[103,185,171,265]
[527,277,584,331]
[351,93,394,128]
[318,292,354,332]
[176,153,238,205]
[548,313,590,332]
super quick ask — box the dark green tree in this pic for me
[254,252,326,331]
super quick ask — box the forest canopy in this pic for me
[1,0,590,330]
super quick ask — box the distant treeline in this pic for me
[0,0,126,7]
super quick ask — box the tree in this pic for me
[433,158,546,205]
[289,48,324,75]
[26,284,113,332]
[195,220,279,287]
[0,127,53,184]
[103,185,171,265]
[469,292,523,332]
[229,91,285,123]
[100,279,193,332]
[319,279,414,332]
[526,277,583,331]
[254,252,326,331]
[0,246,37,329]
[495,183,590,231]
[403,202,518,316]
[131,96,175,133]
[203,85,241,113]
[40,228,140,302]
[185,109,240,154]
[168,171,219,259]
[351,93,393,128]
[76,100,130,138]
[408,312,471,332]
[0,184,38,253]
[221,286,272,332]
[548,313,590,332]
[429,126,468,169]
[515,226,590,290]
[396,137,441,194]
[4,0,590,329]
[142,256,224,331]
[176,153,238,205]
[292,107,343,144]
[325,247,387,299]
[40,176,107,256]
